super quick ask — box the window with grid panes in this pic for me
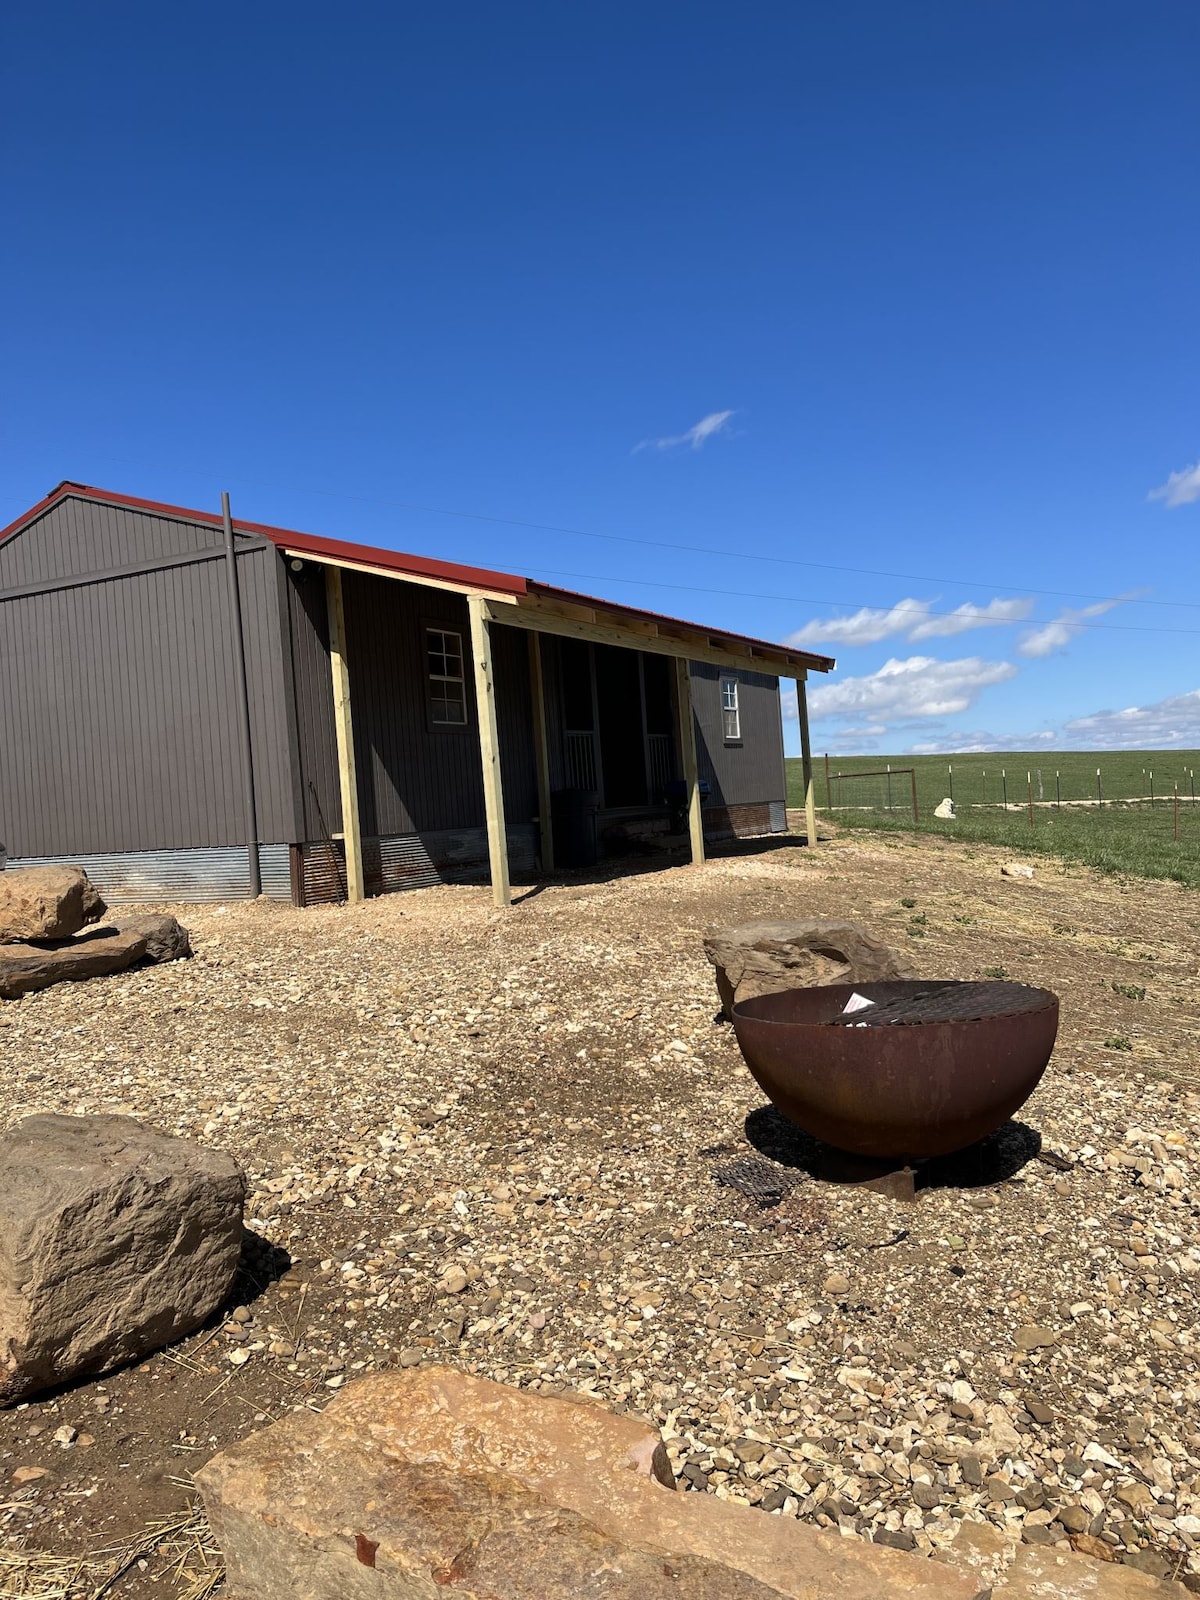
[721,676,741,741]
[427,627,467,725]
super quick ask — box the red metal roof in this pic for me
[1,482,834,672]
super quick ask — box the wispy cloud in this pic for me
[1149,460,1200,509]
[789,595,1032,649]
[1017,598,1120,658]
[1063,687,1200,749]
[909,597,1034,641]
[808,655,1018,722]
[908,730,1056,755]
[633,410,735,454]
[897,687,1200,754]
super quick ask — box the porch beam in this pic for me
[324,565,365,902]
[527,632,554,874]
[674,657,706,867]
[468,594,512,908]
[796,675,818,850]
[481,598,809,680]
[289,550,518,605]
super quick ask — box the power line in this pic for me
[527,565,1200,640]
[79,450,1200,612]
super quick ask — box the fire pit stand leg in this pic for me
[811,1146,919,1203]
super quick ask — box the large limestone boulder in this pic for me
[0,1114,245,1405]
[0,926,148,1000]
[196,1367,981,1600]
[0,866,107,943]
[704,919,917,1017]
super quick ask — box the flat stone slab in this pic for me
[704,918,917,1017]
[0,925,148,1000]
[111,912,191,965]
[994,1541,1189,1599]
[197,1367,983,1600]
[0,1114,245,1405]
[0,865,106,943]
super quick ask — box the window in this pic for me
[721,676,741,742]
[427,627,467,726]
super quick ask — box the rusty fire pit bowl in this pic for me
[731,979,1059,1161]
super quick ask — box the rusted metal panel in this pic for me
[7,844,292,904]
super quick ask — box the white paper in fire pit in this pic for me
[841,991,876,1027]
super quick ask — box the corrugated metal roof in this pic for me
[0,483,836,673]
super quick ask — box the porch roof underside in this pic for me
[288,547,833,679]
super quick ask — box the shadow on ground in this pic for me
[743,1104,1043,1191]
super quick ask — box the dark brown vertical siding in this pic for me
[333,576,536,835]
[0,531,298,857]
[689,663,785,806]
[0,496,227,587]
[284,563,341,839]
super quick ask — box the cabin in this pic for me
[0,483,834,905]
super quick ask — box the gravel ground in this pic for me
[2,827,1200,1595]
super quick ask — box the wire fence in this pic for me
[808,753,1200,886]
[824,755,1198,829]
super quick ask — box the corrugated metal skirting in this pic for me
[769,800,787,833]
[7,845,293,904]
[299,826,538,905]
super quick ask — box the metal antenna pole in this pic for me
[223,492,262,899]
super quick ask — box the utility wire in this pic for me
[80,451,1200,613]
[526,566,1200,640]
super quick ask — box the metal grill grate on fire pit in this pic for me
[832,980,1054,1027]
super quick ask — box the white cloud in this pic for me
[1063,688,1200,750]
[808,655,1018,722]
[633,410,735,453]
[1017,598,1119,658]
[789,598,931,647]
[1149,460,1200,509]
[908,597,1034,640]
[790,595,1032,648]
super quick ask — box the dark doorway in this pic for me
[595,645,647,806]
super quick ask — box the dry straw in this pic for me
[0,1499,221,1600]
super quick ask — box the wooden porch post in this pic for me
[796,674,817,850]
[324,565,365,902]
[527,632,554,873]
[468,594,512,907]
[673,657,705,866]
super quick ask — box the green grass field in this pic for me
[785,749,1200,889]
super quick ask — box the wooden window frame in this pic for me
[720,674,742,745]
[424,622,470,733]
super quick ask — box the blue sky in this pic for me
[4,2,1198,755]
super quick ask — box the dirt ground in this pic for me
[2,827,1199,1595]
